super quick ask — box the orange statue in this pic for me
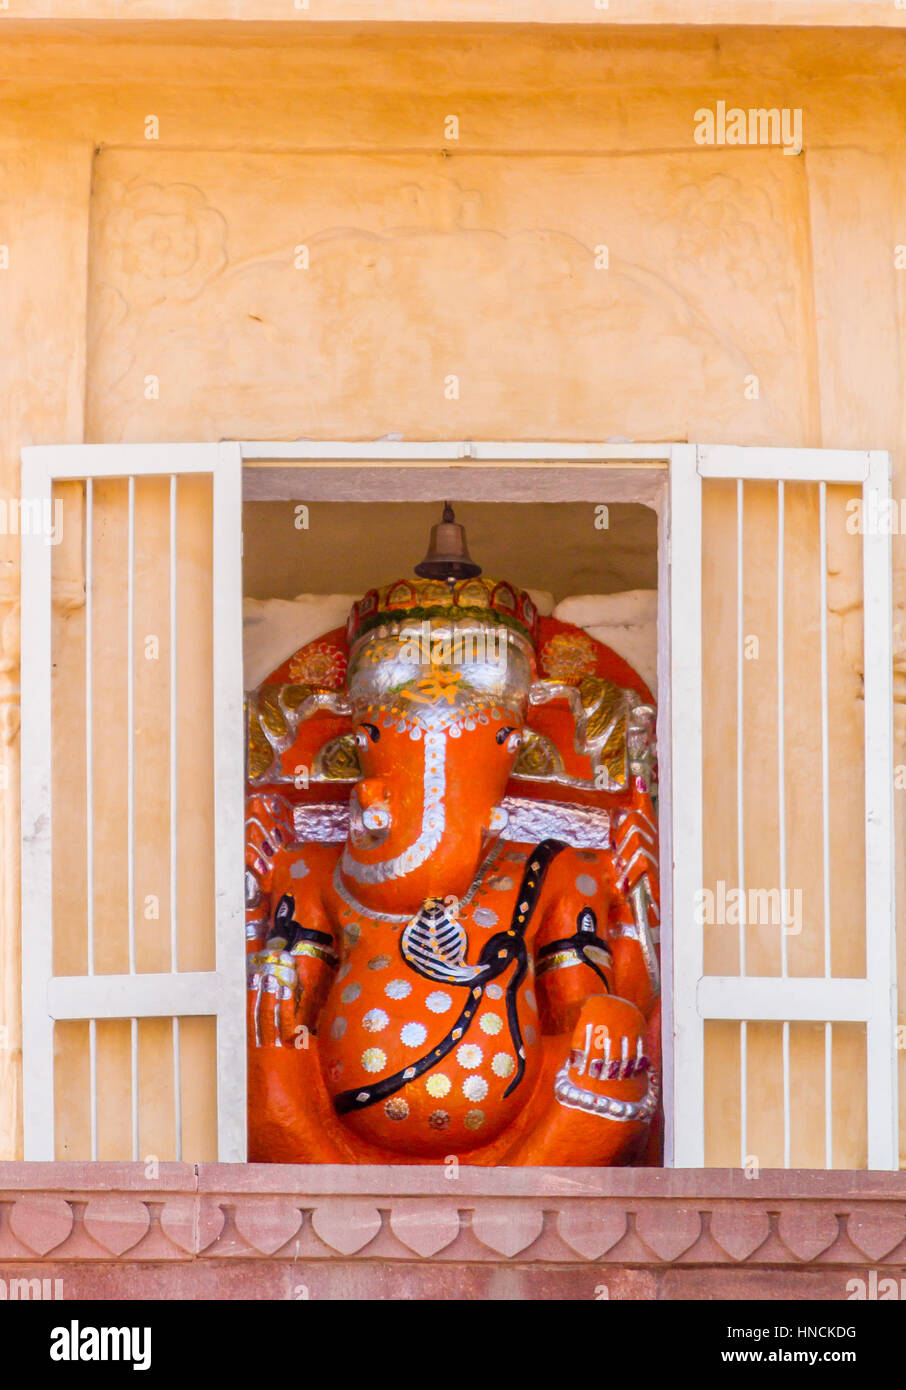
[245,515,660,1165]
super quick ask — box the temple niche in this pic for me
[243,500,661,1165]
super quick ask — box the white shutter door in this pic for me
[669,444,896,1169]
[20,442,246,1161]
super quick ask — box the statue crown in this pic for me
[347,576,539,649]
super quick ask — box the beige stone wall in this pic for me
[2,18,905,1163]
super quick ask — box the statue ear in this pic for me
[513,729,565,781]
[247,684,354,785]
[312,732,363,782]
[526,675,656,796]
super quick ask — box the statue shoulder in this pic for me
[271,840,342,911]
[535,843,614,909]
[288,841,342,872]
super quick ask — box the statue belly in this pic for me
[319,952,542,1156]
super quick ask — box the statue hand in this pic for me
[613,787,659,918]
[247,945,301,1048]
[505,994,657,1165]
[565,993,653,1095]
[246,793,296,888]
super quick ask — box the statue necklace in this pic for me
[332,830,507,926]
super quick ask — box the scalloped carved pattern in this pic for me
[1,1186,906,1267]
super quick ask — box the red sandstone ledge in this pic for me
[1,1161,905,1198]
[0,1164,903,1271]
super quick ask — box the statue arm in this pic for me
[246,795,339,1048]
[609,782,660,1020]
[533,851,617,1036]
[511,844,659,1165]
[532,809,660,1033]
[254,867,339,1042]
[245,792,294,953]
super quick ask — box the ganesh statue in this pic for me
[245,511,660,1165]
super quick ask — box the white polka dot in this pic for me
[362,1009,388,1033]
[426,991,453,1014]
[385,979,412,1000]
[341,982,361,1004]
[457,1043,483,1069]
[486,984,504,1000]
[473,908,498,929]
[400,1021,428,1048]
[362,1047,386,1073]
[462,1076,489,1102]
[576,873,598,897]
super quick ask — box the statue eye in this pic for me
[359,722,381,744]
[496,726,515,745]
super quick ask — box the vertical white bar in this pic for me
[86,479,95,977]
[127,475,135,975]
[777,481,788,978]
[655,481,675,1163]
[670,445,704,1166]
[737,479,746,977]
[86,478,98,1161]
[212,442,247,1161]
[862,454,897,1168]
[20,455,55,1159]
[819,483,832,978]
[169,475,181,1161]
[736,480,749,1167]
[169,473,178,973]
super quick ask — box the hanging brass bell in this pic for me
[414,502,482,581]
